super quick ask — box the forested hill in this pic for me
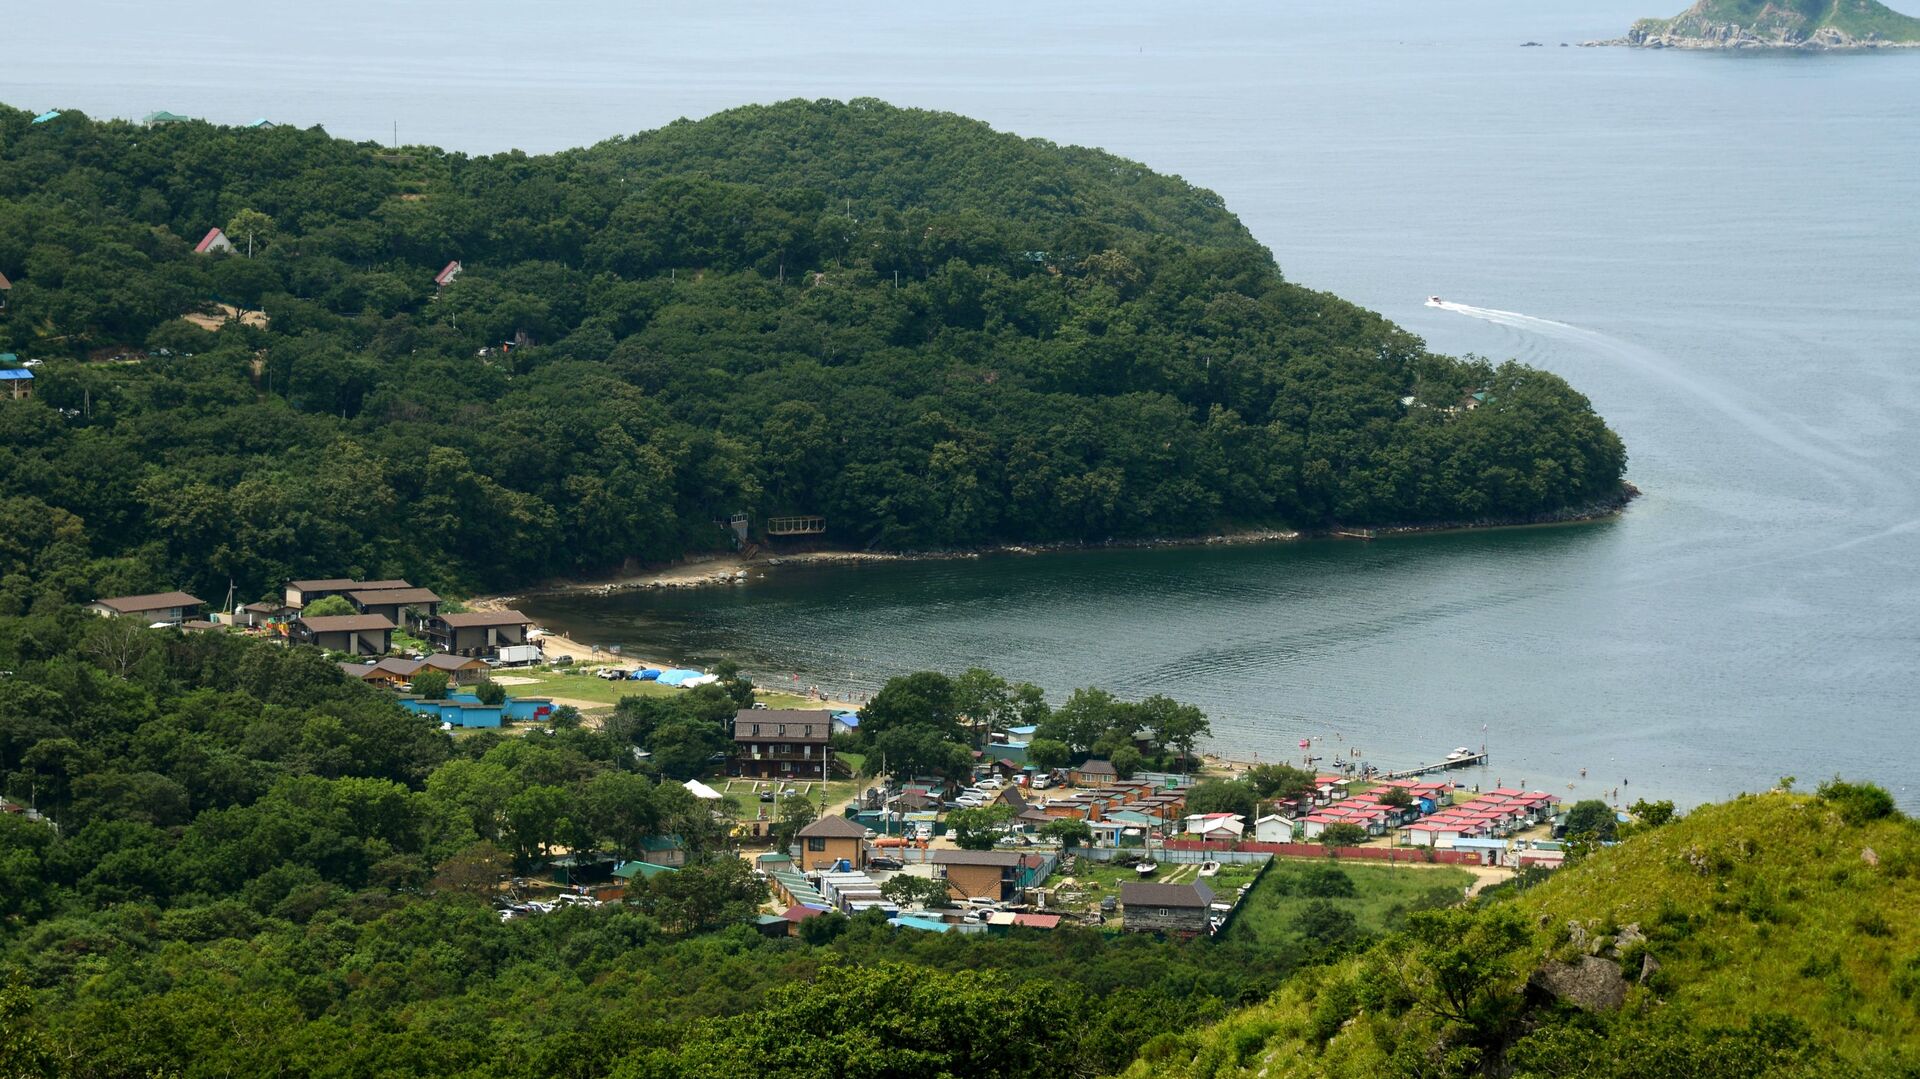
[0,99,1627,606]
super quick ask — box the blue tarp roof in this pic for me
[889,916,953,933]
[0,370,32,381]
[31,110,61,124]
[655,668,704,686]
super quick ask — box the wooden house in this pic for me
[731,709,831,779]
[291,614,394,656]
[932,849,1024,902]
[88,591,206,625]
[424,609,530,657]
[1120,881,1215,938]
[348,586,441,628]
[795,814,870,871]
[1069,759,1118,787]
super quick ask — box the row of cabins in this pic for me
[1400,788,1561,847]
[88,579,534,659]
[1297,778,1455,839]
[1039,779,1189,830]
[397,693,556,729]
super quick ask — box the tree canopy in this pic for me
[0,99,1626,611]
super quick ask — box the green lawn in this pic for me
[492,667,682,707]
[492,668,847,714]
[1224,857,1473,948]
[1045,854,1266,924]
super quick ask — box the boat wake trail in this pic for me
[1430,300,1887,496]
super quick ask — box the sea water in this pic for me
[9,0,1918,807]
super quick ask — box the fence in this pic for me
[1070,846,1276,867]
[1158,839,1486,865]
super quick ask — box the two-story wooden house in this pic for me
[424,610,532,657]
[730,709,831,779]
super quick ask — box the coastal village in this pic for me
[67,577,1589,940]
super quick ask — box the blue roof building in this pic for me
[1,368,33,401]
[31,110,61,125]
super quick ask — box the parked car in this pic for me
[866,856,904,871]
[1029,774,1052,790]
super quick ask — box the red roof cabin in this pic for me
[435,260,462,287]
[194,228,233,254]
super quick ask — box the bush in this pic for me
[411,670,450,700]
[1563,799,1618,841]
[475,680,507,706]
[1815,779,1898,826]
[1296,865,1357,898]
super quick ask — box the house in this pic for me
[247,118,275,129]
[1184,813,1246,842]
[194,228,233,254]
[291,614,394,655]
[283,577,412,609]
[352,653,489,686]
[0,269,11,308]
[236,601,294,628]
[1120,881,1216,938]
[348,586,441,627]
[435,260,463,288]
[88,591,207,625]
[830,711,860,736]
[730,709,831,780]
[635,835,686,868]
[1253,814,1297,843]
[932,849,1025,902]
[141,110,190,126]
[795,814,869,871]
[1,368,32,400]
[424,610,531,657]
[1070,759,1118,787]
[30,111,61,125]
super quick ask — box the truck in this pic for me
[494,644,541,667]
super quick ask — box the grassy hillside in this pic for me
[1127,786,1920,1078]
[1633,0,1920,42]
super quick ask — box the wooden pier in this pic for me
[1376,752,1488,782]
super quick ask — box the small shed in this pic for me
[435,260,463,287]
[1253,814,1297,843]
[2,368,35,400]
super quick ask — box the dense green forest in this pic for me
[0,99,1626,607]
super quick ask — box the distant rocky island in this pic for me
[1595,0,1920,48]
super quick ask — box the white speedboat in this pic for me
[1426,295,1445,307]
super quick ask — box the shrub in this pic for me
[1815,779,1898,826]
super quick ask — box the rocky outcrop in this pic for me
[1616,20,1917,48]
[1591,0,1920,49]
[1531,957,1630,1013]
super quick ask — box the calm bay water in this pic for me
[10,2,1918,806]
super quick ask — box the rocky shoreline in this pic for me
[489,484,1640,602]
[1588,23,1920,49]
